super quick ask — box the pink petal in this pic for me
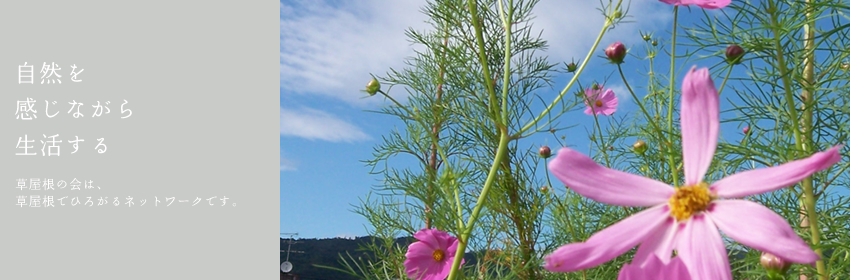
[549,147,674,206]
[544,204,670,272]
[658,0,681,5]
[600,106,617,116]
[680,66,720,186]
[446,237,465,265]
[404,254,434,279]
[694,0,731,9]
[619,255,691,280]
[601,89,618,115]
[406,241,436,260]
[658,0,730,9]
[617,262,646,280]
[600,89,615,101]
[712,145,843,198]
[584,106,594,115]
[708,200,819,264]
[413,228,438,251]
[663,257,692,280]
[633,216,678,266]
[617,263,634,280]
[634,254,663,279]
[427,260,450,280]
[676,214,732,280]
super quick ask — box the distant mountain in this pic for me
[280,236,414,280]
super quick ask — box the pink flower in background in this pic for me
[618,255,690,280]
[658,0,731,9]
[544,66,842,280]
[583,86,618,116]
[404,228,464,280]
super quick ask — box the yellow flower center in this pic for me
[433,249,445,262]
[595,100,603,107]
[668,182,713,221]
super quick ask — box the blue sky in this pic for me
[280,1,790,238]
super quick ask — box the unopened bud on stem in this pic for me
[566,62,577,73]
[365,78,381,96]
[605,42,626,64]
[633,140,647,154]
[760,252,791,279]
[539,146,551,159]
[726,44,745,65]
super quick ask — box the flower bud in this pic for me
[633,140,647,154]
[566,62,577,73]
[743,126,750,135]
[613,10,622,19]
[540,186,548,193]
[726,45,745,65]
[760,252,791,277]
[642,34,651,42]
[605,42,626,64]
[608,146,614,151]
[651,40,658,47]
[365,78,381,96]
[539,146,551,158]
[766,6,777,15]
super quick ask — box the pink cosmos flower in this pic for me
[658,0,731,9]
[618,255,690,280]
[545,66,842,280]
[583,86,618,116]
[404,228,464,280]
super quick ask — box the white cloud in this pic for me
[280,1,672,106]
[531,1,673,65]
[281,1,427,105]
[280,155,297,171]
[280,107,370,142]
[606,84,630,102]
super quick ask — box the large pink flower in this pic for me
[583,86,618,116]
[404,228,464,280]
[658,0,731,9]
[618,255,690,280]
[544,66,843,280]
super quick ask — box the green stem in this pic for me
[591,112,611,167]
[647,43,661,123]
[768,2,803,152]
[516,1,620,136]
[378,91,454,183]
[497,0,513,123]
[617,64,677,191]
[544,160,577,241]
[617,65,666,142]
[446,129,511,280]
[717,65,734,96]
[666,6,679,186]
[455,185,465,230]
[768,1,825,278]
[468,0,502,126]
[800,0,826,278]
[379,90,464,235]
